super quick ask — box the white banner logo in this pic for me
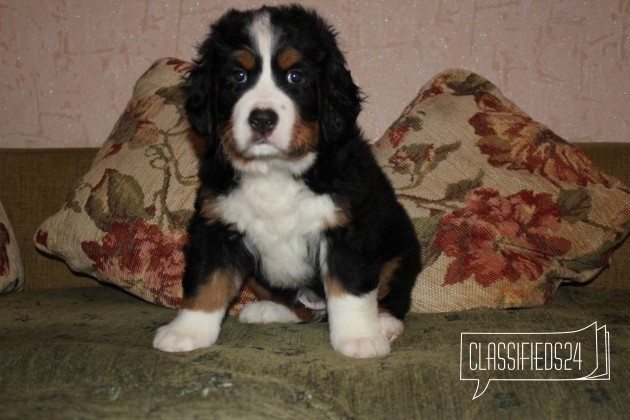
[460,322,610,399]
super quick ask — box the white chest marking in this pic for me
[217,171,336,288]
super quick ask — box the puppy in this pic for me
[153,4,421,358]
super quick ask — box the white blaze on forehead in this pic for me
[251,12,275,75]
[231,12,298,165]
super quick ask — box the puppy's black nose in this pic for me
[248,109,278,135]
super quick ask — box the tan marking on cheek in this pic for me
[377,257,402,300]
[277,48,302,71]
[324,275,346,298]
[233,49,256,71]
[183,269,243,313]
[289,118,319,159]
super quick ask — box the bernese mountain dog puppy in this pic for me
[153,4,421,358]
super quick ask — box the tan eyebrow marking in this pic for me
[277,48,302,71]
[233,49,256,71]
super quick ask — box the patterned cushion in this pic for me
[35,63,630,314]
[0,198,24,294]
[35,58,255,313]
[373,69,630,312]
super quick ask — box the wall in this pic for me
[1,0,628,148]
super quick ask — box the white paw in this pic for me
[332,334,391,358]
[153,310,223,353]
[238,301,301,324]
[326,290,391,358]
[379,313,404,342]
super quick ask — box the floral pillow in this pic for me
[35,58,255,313]
[0,199,24,294]
[374,69,630,312]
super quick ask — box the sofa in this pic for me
[2,59,630,420]
[1,141,629,419]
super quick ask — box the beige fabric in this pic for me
[33,58,254,310]
[34,64,630,313]
[373,69,630,312]
[35,58,256,312]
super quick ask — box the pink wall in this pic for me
[1,0,628,148]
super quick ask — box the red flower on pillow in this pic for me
[469,91,617,188]
[0,223,10,276]
[435,188,572,287]
[385,114,423,149]
[81,220,186,307]
[387,121,412,148]
[166,58,193,74]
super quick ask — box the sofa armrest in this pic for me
[569,143,630,289]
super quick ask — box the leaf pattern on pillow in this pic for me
[34,59,189,309]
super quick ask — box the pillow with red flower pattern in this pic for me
[373,69,630,312]
[35,62,630,314]
[35,58,255,313]
[0,198,24,294]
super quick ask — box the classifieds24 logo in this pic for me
[460,322,610,399]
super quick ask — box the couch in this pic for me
[0,142,629,419]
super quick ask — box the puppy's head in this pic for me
[186,5,361,173]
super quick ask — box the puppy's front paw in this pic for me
[327,290,393,358]
[153,324,214,352]
[153,310,222,353]
[332,334,391,358]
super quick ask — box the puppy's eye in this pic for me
[286,70,304,85]
[232,69,248,84]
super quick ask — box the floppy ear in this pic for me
[319,35,363,143]
[185,39,216,140]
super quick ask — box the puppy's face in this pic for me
[222,15,320,164]
[214,12,322,168]
[187,6,362,173]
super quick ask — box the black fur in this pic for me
[183,5,421,321]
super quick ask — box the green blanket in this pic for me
[1,286,628,419]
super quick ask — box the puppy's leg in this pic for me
[153,269,243,352]
[325,276,389,358]
[153,217,249,352]
[376,250,420,342]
